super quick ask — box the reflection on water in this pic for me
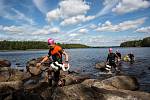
[0,47,150,92]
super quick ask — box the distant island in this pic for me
[120,37,150,47]
[0,41,90,50]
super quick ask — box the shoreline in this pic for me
[0,47,150,52]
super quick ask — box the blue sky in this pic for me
[0,0,150,46]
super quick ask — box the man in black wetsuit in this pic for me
[116,50,122,66]
[106,48,119,73]
[116,50,121,61]
[128,52,135,64]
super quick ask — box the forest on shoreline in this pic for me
[0,41,90,50]
[120,37,150,47]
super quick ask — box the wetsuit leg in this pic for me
[109,62,117,72]
[46,68,53,86]
[53,70,60,86]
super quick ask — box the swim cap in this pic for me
[48,38,55,45]
[109,48,113,51]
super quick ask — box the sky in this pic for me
[0,0,150,46]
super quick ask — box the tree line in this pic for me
[0,41,90,50]
[120,37,150,47]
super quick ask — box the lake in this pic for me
[0,47,150,92]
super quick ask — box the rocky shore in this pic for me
[0,58,150,100]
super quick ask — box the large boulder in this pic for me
[52,84,104,100]
[91,86,150,100]
[26,57,50,68]
[95,62,106,70]
[26,57,50,76]
[52,83,150,100]
[0,87,43,100]
[0,59,11,67]
[94,75,139,90]
[0,81,23,90]
[0,67,30,82]
[60,71,90,86]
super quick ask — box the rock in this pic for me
[40,87,53,100]
[93,81,117,90]
[96,75,139,90]
[81,79,100,87]
[0,67,10,82]
[64,74,90,86]
[91,86,150,100]
[26,57,50,68]
[12,89,43,100]
[0,67,31,82]
[0,59,11,67]
[52,84,104,100]
[24,82,49,93]
[0,81,23,90]
[52,83,150,100]
[0,85,15,100]
[95,62,106,70]
[59,70,90,86]
[26,57,50,76]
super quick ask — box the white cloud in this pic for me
[69,33,80,37]
[46,9,61,23]
[60,15,95,26]
[78,28,89,33]
[89,24,97,29]
[33,0,48,14]
[96,17,146,32]
[96,0,119,17]
[46,0,93,25]
[65,0,120,33]
[49,27,60,33]
[112,0,150,14]
[0,25,60,35]
[1,25,24,33]
[136,26,150,33]
[32,26,60,35]
[59,0,90,18]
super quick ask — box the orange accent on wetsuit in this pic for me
[51,45,62,58]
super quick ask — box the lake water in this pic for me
[0,47,150,92]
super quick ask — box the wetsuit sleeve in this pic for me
[48,50,51,58]
[107,54,109,62]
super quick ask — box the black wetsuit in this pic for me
[47,45,63,86]
[128,53,134,63]
[107,53,117,67]
[116,52,121,59]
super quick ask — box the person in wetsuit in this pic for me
[128,52,135,64]
[37,38,69,86]
[115,50,122,66]
[106,48,119,73]
[116,50,121,61]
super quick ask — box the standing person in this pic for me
[128,52,135,64]
[115,50,122,66]
[37,38,69,86]
[116,50,121,61]
[106,48,119,74]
